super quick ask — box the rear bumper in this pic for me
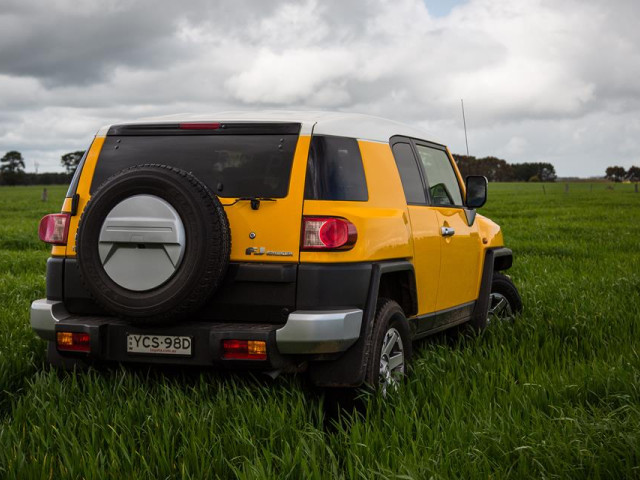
[30,299,362,368]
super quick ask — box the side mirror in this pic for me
[465,175,488,208]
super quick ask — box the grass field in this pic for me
[0,183,639,479]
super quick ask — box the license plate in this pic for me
[127,334,192,356]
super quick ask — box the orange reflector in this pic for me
[222,339,267,360]
[56,331,91,353]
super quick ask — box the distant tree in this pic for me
[511,162,557,182]
[453,154,514,182]
[605,166,626,183]
[539,163,557,182]
[0,150,26,186]
[60,150,85,175]
[626,166,640,182]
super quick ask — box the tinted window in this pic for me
[304,136,368,201]
[91,134,299,198]
[415,145,463,206]
[65,146,90,197]
[391,142,426,204]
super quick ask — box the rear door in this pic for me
[413,142,483,311]
[89,122,309,263]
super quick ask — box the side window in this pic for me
[415,145,463,206]
[304,136,368,201]
[391,142,426,204]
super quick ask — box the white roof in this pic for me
[96,110,441,145]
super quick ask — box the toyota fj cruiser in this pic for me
[31,111,522,393]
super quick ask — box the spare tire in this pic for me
[76,164,230,325]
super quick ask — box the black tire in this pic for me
[365,298,412,395]
[76,164,230,325]
[487,272,523,323]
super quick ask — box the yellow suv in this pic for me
[31,111,521,392]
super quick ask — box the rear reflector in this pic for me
[179,122,221,130]
[57,332,91,353]
[222,340,267,360]
[302,216,357,250]
[38,213,70,245]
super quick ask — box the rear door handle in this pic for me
[441,226,455,237]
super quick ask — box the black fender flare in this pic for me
[309,260,415,387]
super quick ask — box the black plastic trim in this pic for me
[492,247,513,271]
[296,262,373,310]
[410,301,475,339]
[46,258,64,301]
[53,318,291,370]
[107,123,301,136]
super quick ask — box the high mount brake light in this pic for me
[179,123,221,130]
[38,214,70,245]
[302,217,357,250]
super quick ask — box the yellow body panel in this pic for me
[404,205,441,314]
[432,207,483,310]
[300,140,412,264]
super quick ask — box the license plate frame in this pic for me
[126,334,193,356]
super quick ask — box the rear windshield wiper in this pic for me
[220,197,276,210]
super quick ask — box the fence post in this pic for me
[542,185,546,195]
[41,188,48,202]
[636,183,638,193]
[564,183,569,194]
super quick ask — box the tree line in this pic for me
[452,154,557,182]
[605,165,640,182]
[0,150,84,186]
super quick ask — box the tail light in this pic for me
[222,340,267,360]
[38,214,70,245]
[302,217,357,250]
[57,332,91,353]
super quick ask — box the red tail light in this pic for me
[57,332,91,353]
[179,122,221,130]
[302,217,357,250]
[222,340,267,360]
[38,214,70,245]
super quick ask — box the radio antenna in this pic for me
[461,99,469,156]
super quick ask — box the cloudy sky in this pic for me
[1,0,638,177]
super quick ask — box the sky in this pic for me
[0,0,639,177]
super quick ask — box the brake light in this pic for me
[38,214,70,245]
[302,217,357,250]
[179,122,221,130]
[222,340,267,360]
[57,332,91,353]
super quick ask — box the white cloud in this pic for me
[0,0,639,176]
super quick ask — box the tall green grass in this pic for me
[0,183,639,479]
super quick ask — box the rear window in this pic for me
[304,136,368,201]
[91,133,299,198]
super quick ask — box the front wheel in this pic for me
[365,298,412,396]
[487,272,523,323]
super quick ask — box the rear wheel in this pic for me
[365,299,411,396]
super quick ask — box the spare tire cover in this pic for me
[76,164,230,325]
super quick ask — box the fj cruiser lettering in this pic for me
[31,111,522,393]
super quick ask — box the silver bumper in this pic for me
[30,299,70,341]
[30,299,363,355]
[275,309,363,354]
